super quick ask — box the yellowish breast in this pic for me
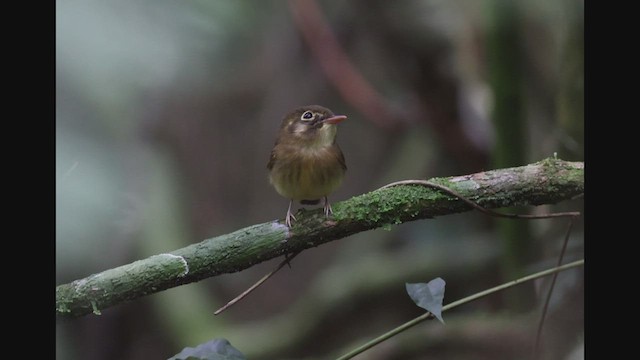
[269,146,345,201]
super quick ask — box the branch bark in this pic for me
[56,158,583,321]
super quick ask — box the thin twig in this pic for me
[378,180,580,219]
[214,251,301,315]
[336,259,584,360]
[533,217,577,359]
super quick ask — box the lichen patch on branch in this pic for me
[271,221,291,240]
[157,253,190,277]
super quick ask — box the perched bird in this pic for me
[267,105,347,227]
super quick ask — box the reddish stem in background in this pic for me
[288,0,490,172]
[288,0,402,130]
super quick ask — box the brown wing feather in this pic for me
[267,136,282,170]
[335,144,347,171]
[267,149,277,170]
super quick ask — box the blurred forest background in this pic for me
[56,0,584,359]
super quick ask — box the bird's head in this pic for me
[278,105,347,147]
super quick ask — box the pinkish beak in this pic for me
[322,115,347,125]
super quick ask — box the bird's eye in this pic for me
[301,111,314,121]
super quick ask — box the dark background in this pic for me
[56,1,584,359]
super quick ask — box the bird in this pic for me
[267,105,347,228]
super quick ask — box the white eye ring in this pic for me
[301,111,314,121]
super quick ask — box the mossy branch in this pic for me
[56,158,583,321]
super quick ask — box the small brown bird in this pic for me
[267,105,347,227]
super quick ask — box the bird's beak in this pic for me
[322,115,347,125]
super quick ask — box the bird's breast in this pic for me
[269,145,346,201]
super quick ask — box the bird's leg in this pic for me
[323,196,333,219]
[285,200,296,228]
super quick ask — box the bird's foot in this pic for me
[285,200,296,228]
[323,196,333,219]
[285,212,296,228]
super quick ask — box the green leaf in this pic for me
[169,338,246,360]
[406,278,446,324]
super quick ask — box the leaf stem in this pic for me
[336,259,584,360]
